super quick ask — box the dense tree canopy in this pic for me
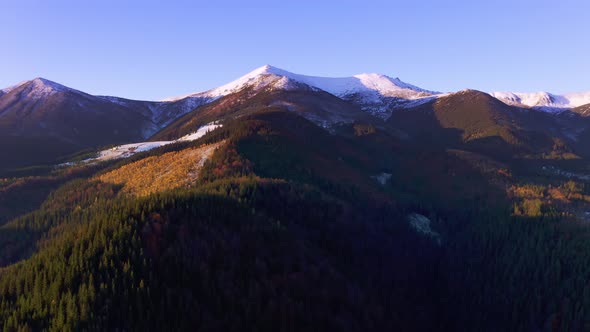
[0,109,589,331]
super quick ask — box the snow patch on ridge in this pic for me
[407,213,442,245]
[81,122,222,163]
[372,172,392,185]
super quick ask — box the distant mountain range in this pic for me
[2,65,588,126]
[164,64,590,115]
[490,91,590,111]
[0,78,210,171]
[0,65,588,173]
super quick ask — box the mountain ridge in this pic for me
[161,65,590,113]
[162,65,440,118]
[491,90,590,111]
[1,67,589,173]
[162,64,440,101]
[3,66,589,117]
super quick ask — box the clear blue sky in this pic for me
[1,0,588,100]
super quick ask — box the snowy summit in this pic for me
[490,91,590,111]
[163,65,590,116]
[164,65,441,118]
[166,64,439,100]
[2,77,85,99]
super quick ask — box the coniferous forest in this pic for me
[0,108,590,331]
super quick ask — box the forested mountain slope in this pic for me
[2,66,590,331]
[1,107,590,331]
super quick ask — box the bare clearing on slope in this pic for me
[97,141,225,196]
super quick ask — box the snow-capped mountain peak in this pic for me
[29,77,71,93]
[2,77,85,100]
[257,65,439,98]
[165,65,440,101]
[491,90,590,111]
[204,64,292,98]
[161,65,283,102]
[163,65,440,118]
